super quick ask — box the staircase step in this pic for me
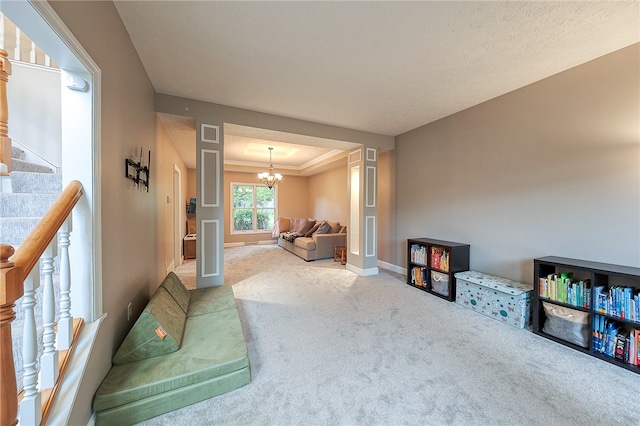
[0,193,58,217]
[10,171,61,193]
[12,145,25,160]
[0,217,40,246]
[11,158,54,174]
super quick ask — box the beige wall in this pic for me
[308,165,348,225]
[155,118,189,283]
[186,168,196,202]
[395,44,640,283]
[50,2,159,424]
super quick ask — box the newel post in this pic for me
[0,49,12,174]
[1,244,23,426]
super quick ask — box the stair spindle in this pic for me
[57,220,73,349]
[40,243,59,390]
[19,273,42,426]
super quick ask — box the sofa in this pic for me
[273,217,347,261]
[93,272,250,425]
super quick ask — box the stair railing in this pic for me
[1,179,83,426]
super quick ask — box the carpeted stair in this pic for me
[1,171,62,247]
[2,151,63,393]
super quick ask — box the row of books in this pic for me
[410,245,428,265]
[409,245,451,272]
[593,315,640,366]
[538,273,591,308]
[411,266,428,287]
[594,286,640,323]
[430,247,450,272]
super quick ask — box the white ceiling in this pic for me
[120,1,639,171]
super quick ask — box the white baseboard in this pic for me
[346,263,379,276]
[224,242,245,248]
[258,240,277,245]
[377,260,405,275]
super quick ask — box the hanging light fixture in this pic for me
[257,147,283,189]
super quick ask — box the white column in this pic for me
[29,40,36,64]
[0,13,5,51]
[57,219,73,349]
[40,242,59,389]
[13,27,20,61]
[19,270,42,426]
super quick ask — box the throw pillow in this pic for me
[289,218,306,233]
[328,221,341,234]
[314,220,331,235]
[338,225,347,234]
[304,221,322,237]
[272,217,290,238]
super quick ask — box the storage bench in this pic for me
[454,271,533,329]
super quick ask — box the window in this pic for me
[231,183,276,233]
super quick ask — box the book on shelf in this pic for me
[593,314,640,366]
[412,266,427,287]
[410,244,427,265]
[593,287,640,322]
[539,274,591,309]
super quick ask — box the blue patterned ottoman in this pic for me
[454,271,533,329]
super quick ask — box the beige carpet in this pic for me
[147,244,640,425]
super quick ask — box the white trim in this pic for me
[200,149,220,207]
[24,0,103,322]
[201,219,220,277]
[348,148,362,164]
[346,263,379,276]
[173,164,182,269]
[46,314,106,426]
[365,166,376,208]
[366,147,377,162]
[377,260,405,275]
[200,123,219,143]
[224,242,245,248]
[365,215,376,257]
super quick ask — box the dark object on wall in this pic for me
[125,149,151,191]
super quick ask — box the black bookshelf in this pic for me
[533,256,640,374]
[406,238,470,302]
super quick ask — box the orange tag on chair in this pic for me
[155,327,167,339]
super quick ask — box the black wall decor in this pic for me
[125,149,151,191]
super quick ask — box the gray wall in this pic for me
[50,2,158,424]
[394,44,640,283]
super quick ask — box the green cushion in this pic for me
[112,287,186,365]
[160,272,190,314]
[94,308,249,411]
[187,285,237,317]
[94,367,250,425]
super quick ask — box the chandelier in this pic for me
[257,147,283,189]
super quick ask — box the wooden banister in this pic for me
[1,244,20,426]
[9,180,83,278]
[0,48,11,175]
[0,180,83,426]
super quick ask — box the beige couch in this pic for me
[273,217,346,261]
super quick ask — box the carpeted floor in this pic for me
[144,244,640,425]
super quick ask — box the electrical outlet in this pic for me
[127,302,132,321]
